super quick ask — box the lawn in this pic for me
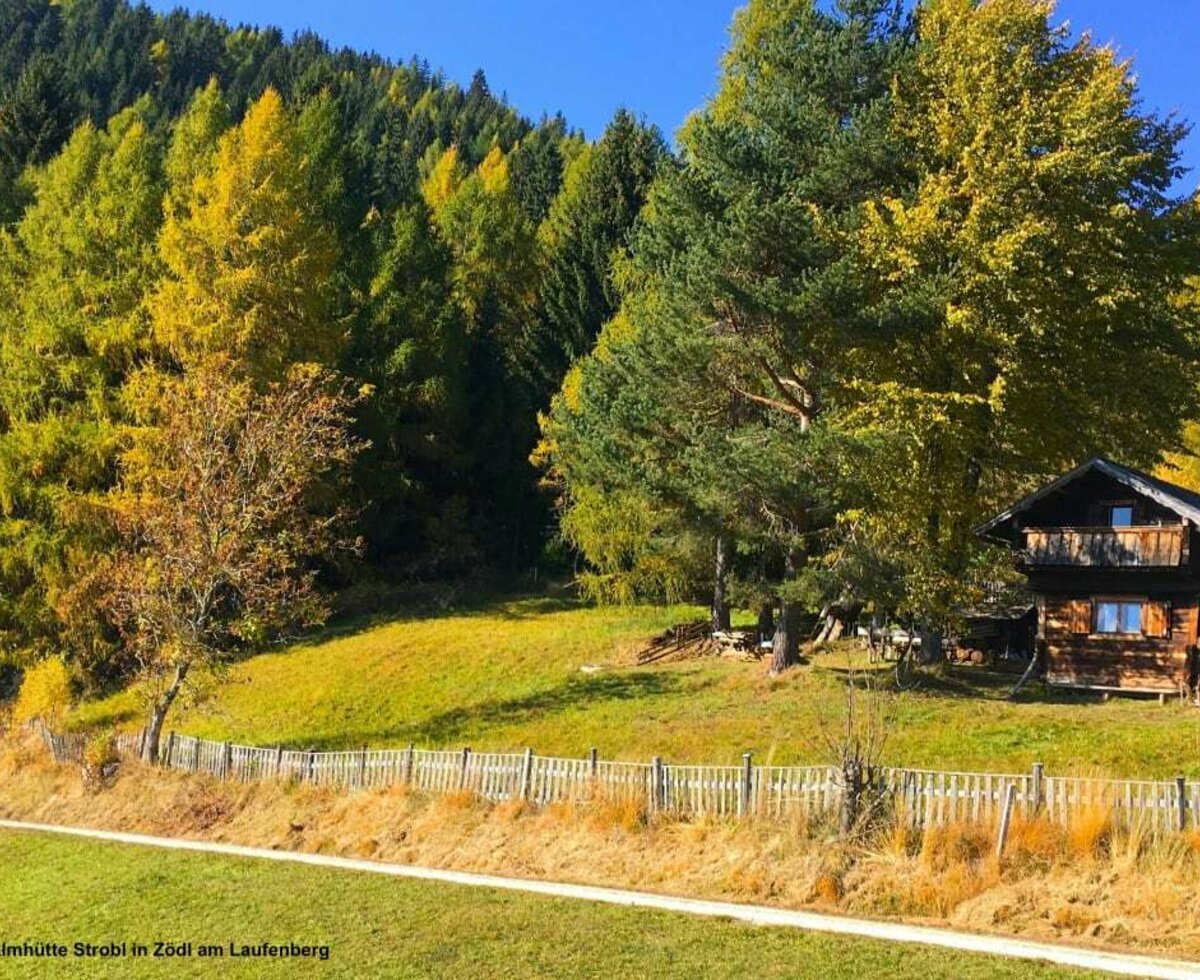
[0,829,1096,979]
[71,592,1200,777]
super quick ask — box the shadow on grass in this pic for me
[298,670,706,751]
[815,661,1133,709]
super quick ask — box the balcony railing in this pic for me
[1021,526,1186,568]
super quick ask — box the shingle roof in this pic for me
[976,457,1200,541]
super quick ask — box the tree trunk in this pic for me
[711,532,732,633]
[917,628,943,665]
[769,550,803,675]
[142,662,190,764]
[756,603,775,645]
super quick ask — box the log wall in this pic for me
[1041,594,1197,693]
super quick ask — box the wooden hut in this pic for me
[977,458,1200,697]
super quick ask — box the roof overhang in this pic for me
[975,457,1200,546]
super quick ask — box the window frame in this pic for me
[1091,596,1145,636]
[1100,500,1137,528]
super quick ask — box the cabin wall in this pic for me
[1040,593,1197,693]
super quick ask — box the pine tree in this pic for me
[531,109,666,389]
[348,201,473,570]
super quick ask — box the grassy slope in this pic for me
[74,594,1200,776]
[0,830,1094,979]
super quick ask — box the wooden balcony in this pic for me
[1021,526,1187,568]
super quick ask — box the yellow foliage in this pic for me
[420,145,463,211]
[152,87,339,379]
[476,145,508,194]
[12,658,72,727]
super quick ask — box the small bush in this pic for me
[81,732,119,793]
[12,658,72,728]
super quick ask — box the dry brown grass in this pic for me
[1005,813,1063,869]
[6,732,1200,960]
[1065,805,1112,860]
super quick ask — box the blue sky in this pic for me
[144,0,1199,194]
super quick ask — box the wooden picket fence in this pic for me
[36,727,1200,834]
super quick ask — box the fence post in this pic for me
[1178,775,1188,832]
[357,746,368,788]
[650,756,663,814]
[136,727,147,761]
[519,747,534,801]
[306,747,316,783]
[739,752,753,818]
[403,744,415,786]
[459,747,472,790]
[589,747,599,778]
[996,783,1017,858]
[1031,762,1044,813]
[164,731,177,769]
[274,745,284,778]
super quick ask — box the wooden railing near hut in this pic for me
[1021,525,1186,568]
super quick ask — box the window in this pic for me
[1094,600,1142,634]
[1108,504,1134,527]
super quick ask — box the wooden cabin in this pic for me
[977,458,1200,697]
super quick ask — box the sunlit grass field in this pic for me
[0,829,1095,979]
[71,592,1200,777]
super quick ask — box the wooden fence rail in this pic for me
[35,727,1200,835]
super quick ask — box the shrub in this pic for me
[12,658,72,728]
[81,731,120,793]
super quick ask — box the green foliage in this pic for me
[542,0,1200,642]
[348,202,473,570]
[0,51,79,197]
[531,109,666,386]
[0,2,596,679]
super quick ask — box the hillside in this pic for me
[72,594,1200,778]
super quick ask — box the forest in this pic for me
[0,0,1197,707]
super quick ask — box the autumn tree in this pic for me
[0,102,162,671]
[848,0,1200,650]
[95,363,364,762]
[152,86,341,379]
